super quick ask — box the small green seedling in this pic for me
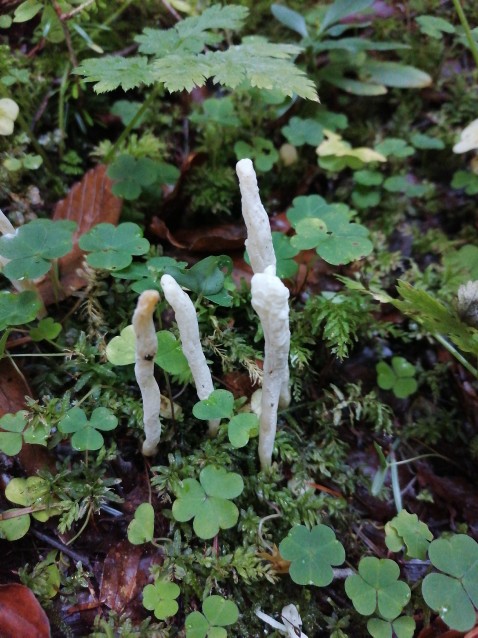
[345,557,411,621]
[106,325,189,376]
[193,390,259,448]
[376,357,417,399]
[172,465,244,539]
[385,509,433,560]
[78,222,150,271]
[107,154,165,200]
[185,595,239,638]
[58,407,118,451]
[422,534,478,632]
[29,317,62,342]
[127,503,154,545]
[0,219,76,280]
[279,524,345,586]
[143,580,180,620]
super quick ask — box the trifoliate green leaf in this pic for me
[29,317,62,342]
[172,466,243,539]
[227,413,259,448]
[58,407,118,451]
[143,581,180,620]
[78,222,150,270]
[0,411,28,455]
[376,357,417,399]
[281,117,324,146]
[345,557,411,621]
[422,535,478,632]
[0,219,76,280]
[291,210,373,265]
[193,390,234,421]
[279,524,345,586]
[234,137,278,172]
[385,510,432,559]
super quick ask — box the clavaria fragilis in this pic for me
[160,274,219,436]
[251,265,290,469]
[236,158,276,275]
[256,604,308,638]
[133,289,162,456]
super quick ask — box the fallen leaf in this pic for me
[38,164,122,305]
[0,359,55,474]
[151,217,246,253]
[0,583,50,638]
[99,539,162,613]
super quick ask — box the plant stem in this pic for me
[104,87,158,163]
[433,332,478,379]
[452,0,478,68]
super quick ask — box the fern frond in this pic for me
[74,56,155,93]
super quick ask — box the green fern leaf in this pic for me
[135,5,248,56]
[205,37,318,100]
[152,54,209,92]
[74,56,155,93]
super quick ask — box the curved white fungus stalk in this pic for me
[251,265,290,469]
[160,274,219,436]
[236,158,276,275]
[255,604,308,638]
[133,290,162,456]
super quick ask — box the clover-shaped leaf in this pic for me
[234,137,279,172]
[345,557,411,621]
[375,138,414,158]
[58,407,118,451]
[279,524,345,586]
[193,390,234,421]
[376,357,417,399]
[0,219,76,280]
[291,210,373,265]
[281,117,324,147]
[79,222,150,271]
[5,476,60,522]
[143,581,180,620]
[367,616,415,638]
[385,510,432,560]
[228,413,259,448]
[0,291,41,330]
[29,317,62,342]
[451,170,478,195]
[172,465,243,539]
[0,410,28,455]
[128,503,154,545]
[422,534,478,632]
[185,595,239,638]
[107,154,159,200]
[354,170,384,187]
